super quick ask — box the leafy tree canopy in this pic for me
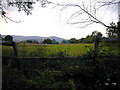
[43,38,52,44]
[68,38,79,44]
[4,35,13,41]
[106,22,118,38]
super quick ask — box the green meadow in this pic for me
[2,42,119,57]
[2,43,93,57]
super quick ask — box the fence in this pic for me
[1,36,120,62]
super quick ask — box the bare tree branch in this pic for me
[56,3,108,27]
[67,10,84,23]
[3,14,22,23]
[53,0,119,29]
[0,0,119,27]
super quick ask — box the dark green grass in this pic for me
[2,57,120,90]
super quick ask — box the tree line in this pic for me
[62,30,103,44]
[18,39,59,44]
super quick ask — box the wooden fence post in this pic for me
[94,36,99,60]
[1,38,18,67]
[12,42,18,57]
[2,35,18,57]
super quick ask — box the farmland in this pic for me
[2,42,119,57]
[2,43,94,57]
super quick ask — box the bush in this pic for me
[3,57,120,90]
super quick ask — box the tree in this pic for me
[79,38,84,43]
[68,38,79,44]
[32,40,39,44]
[79,31,103,43]
[106,22,118,37]
[91,31,103,38]
[4,35,13,41]
[61,40,69,44]
[43,38,52,44]
[52,39,59,44]
[97,32,103,38]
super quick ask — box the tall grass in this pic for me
[98,42,120,56]
[2,43,119,57]
[2,43,94,57]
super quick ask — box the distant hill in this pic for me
[1,35,66,42]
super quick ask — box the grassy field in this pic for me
[2,43,94,57]
[2,42,120,57]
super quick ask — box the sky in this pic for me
[0,0,119,39]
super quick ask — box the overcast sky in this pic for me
[0,0,119,39]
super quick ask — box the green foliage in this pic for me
[4,35,13,41]
[2,46,13,56]
[99,42,120,56]
[91,30,103,38]
[43,38,52,44]
[18,44,47,57]
[52,39,59,44]
[84,45,95,59]
[42,39,59,44]
[68,80,76,90]
[22,40,39,44]
[57,49,70,57]
[68,38,79,44]
[61,40,69,44]
[3,57,120,89]
[83,41,120,59]
[106,22,118,38]
[79,30,103,43]
[2,42,119,58]
[64,31,103,44]
[3,42,120,58]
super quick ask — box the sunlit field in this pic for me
[2,43,94,57]
[2,42,120,57]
